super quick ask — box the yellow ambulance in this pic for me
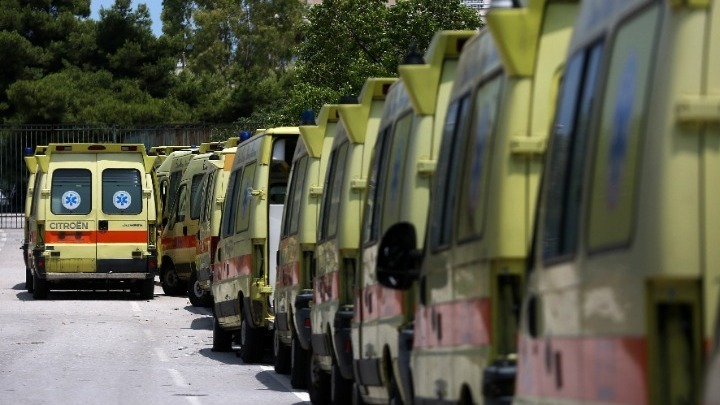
[376,0,577,403]
[157,142,220,296]
[26,143,158,299]
[308,78,396,403]
[23,145,47,292]
[156,149,196,230]
[514,0,720,403]
[352,30,474,405]
[195,145,237,304]
[274,105,340,387]
[212,127,298,364]
[161,150,218,305]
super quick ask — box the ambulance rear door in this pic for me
[96,153,149,273]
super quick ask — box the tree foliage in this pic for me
[264,0,482,125]
[0,0,480,126]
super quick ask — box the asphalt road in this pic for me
[0,227,310,405]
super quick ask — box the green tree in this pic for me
[0,0,93,117]
[6,67,192,124]
[271,0,481,125]
[96,0,177,98]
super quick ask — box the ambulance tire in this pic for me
[25,267,34,293]
[211,316,232,352]
[388,371,404,405]
[331,363,352,405]
[290,335,308,388]
[140,277,155,300]
[309,352,330,405]
[188,270,212,307]
[239,308,264,364]
[161,263,186,296]
[32,274,48,300]
[273,331,291,374]
[352,383,365,405]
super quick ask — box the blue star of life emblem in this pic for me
[61,190,81,210]
[113,190,131,210]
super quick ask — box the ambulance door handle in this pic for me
[99,220,108,231]
[183,226,188,236]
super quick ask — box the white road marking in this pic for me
[130,302,141,312]
[185,397,202,405]
[260,365,310,402]
[168,368,188,386]
[154,347,169,362]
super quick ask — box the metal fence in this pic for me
[0,123,263,229]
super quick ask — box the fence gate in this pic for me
[0,124,259,229]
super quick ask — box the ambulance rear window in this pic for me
[51,169,92,215]
[102,169,142,215]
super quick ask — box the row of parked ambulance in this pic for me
[21,0,720,403]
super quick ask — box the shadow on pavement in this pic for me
[255,370,310,403]
[15,289,157,301]
[184,305,212,316]
[190,316,213,331]
[11,283,25,291]
[197,347,240,365]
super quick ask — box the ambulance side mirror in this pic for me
[376,222,422,290]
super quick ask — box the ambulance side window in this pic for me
[221,170,241,238]
[587,6,659,251]
[325,142,349,240]
[175,185,188,223]
[430,96,472,251]
[458,75,503,242]
[102,169,142,215]
[31,172,42,216]
[363,127,392,246]
[286,156,308,236]
[51,169,92,215]
[382,113,413,231]
[235,162,257,234]
[318,147,338,242]
[542,44,603,262]
[200,170,217,224]
[167,170,182,214]
[189,173,204,220]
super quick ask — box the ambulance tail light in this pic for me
[121,145,138,151]
[55,145,72,152]
[88,145,106,151]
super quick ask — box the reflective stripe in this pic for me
[516,335,647,404]
[46,230,147,244]
[414,298,492,349]
[161,235,197,250]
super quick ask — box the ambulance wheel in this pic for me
[211,316,232,352]
[308,352,330,405]
[274,331,291,374]
[239,308,264,364]
[188,270,212,307]
[25,267,34,293]
[290,335,308,388]
[161,263,186,296]
[388,371,404,405]
[32,274,48,300]
[352,383,365,405]
[140,277,155,300]
[331,362,352,404]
